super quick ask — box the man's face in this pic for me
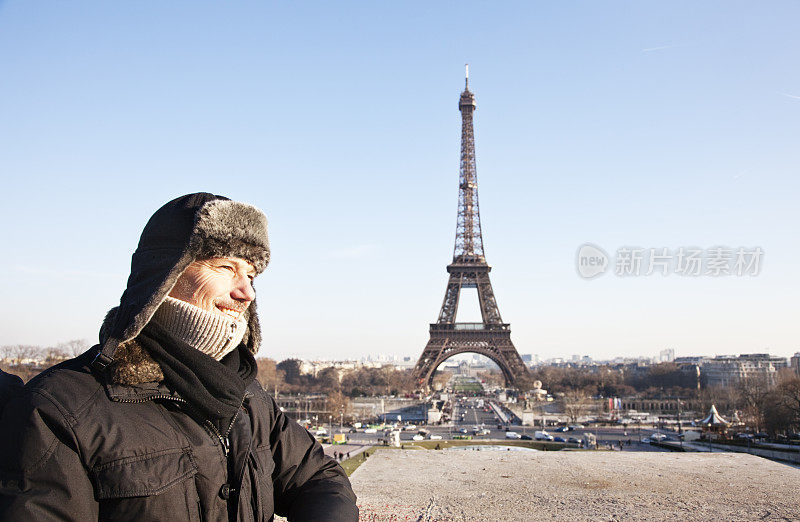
[169,257,257,320]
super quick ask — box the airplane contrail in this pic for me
[780,92,800,100]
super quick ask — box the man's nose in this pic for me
[231,276,256,302]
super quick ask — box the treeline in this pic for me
[256,358,417,397]
[703,371,800,435]
[528,363,800,435]
[528,363,699,398]
[0,340,90,382]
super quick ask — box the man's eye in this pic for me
[220,265,235,273]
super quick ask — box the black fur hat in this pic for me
[93,193,269,372]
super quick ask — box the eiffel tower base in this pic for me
[412,325,530,390]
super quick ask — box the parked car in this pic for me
[650,432,667,441]
[429,434,443,440]
[554,426,569,432]
[520,434,533,440]
[535,431,554,441]
[505,431,522,439]
[364,428,377,434]
[567,437,581,444]
[412,434,424,441]
[553,436,566,443]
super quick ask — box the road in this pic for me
[344,396,670,452]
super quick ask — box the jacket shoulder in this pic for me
[18,348,105,424]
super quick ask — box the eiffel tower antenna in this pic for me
[465,63,469,89]
[412,71,530,390]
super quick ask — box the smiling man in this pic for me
[0,193,358,521]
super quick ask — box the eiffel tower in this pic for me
[413,67,530,390]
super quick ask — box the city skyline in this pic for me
[1,2,798,361]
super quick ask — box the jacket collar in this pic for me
[100,322,260,403]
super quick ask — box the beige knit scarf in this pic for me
[151,296,248,361]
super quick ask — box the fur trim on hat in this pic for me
[192,199,270,274]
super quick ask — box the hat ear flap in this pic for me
[242,298,261,355]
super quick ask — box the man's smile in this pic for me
[216,304,244,320]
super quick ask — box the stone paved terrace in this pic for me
[348,448,800,521]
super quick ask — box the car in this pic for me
[535,431,554,441]
[641,437,651,443]
[650,433,667,441]
[553,436,566,443]
[459,428,469,434]
[736,433,754,440]
[412,434,424,441]
[520,434,533,440]
[554,426,569,432]
[364,428,377,434]
[567,437,580,444]
[429,434,442,440]
[569,425,584,430]
[505,431,522,439]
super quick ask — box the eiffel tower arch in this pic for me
[413,67,530,390]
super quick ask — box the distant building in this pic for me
[702,354,788,388]
[658,348,675,363]
[521,354,533,363]
[791,353,800,377]
[674,356,709,365]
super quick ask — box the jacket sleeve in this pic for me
[0,370,23,408]
[268,396,358,521]
[0,389,99,521]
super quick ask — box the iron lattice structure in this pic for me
[413,72,530,389]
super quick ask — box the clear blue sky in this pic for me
[1,1,798,361]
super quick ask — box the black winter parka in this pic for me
[0,349,358,521]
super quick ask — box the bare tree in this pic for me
[57,339,90,357]
[325,390,352,424]
[256,358,285,396]
[776,374,800,429]
[737,374,773,431]
[561,390,589,424]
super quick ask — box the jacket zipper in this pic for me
[115,394,233,457]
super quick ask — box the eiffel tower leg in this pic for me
[412,336,449,390]
[489,337,530,388]
[437,273,463,324]
[475,272,502,324]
